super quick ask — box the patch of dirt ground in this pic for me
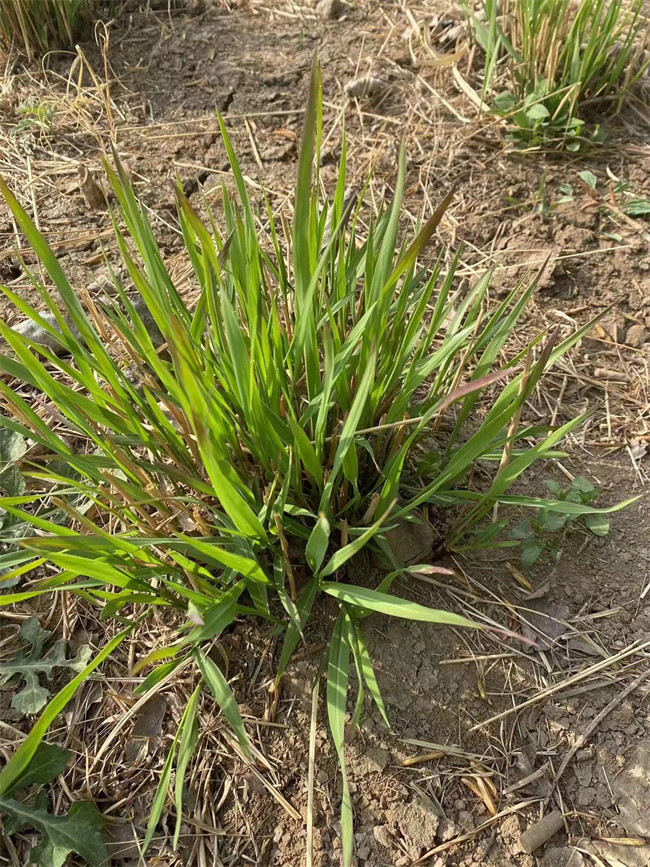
[1,1,649,865]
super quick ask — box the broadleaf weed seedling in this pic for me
[510,475,611,567]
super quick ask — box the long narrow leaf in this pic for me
[193,649,251,759]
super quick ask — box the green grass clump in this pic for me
[0,63,629,863]
[470,0,649,149]
[0,0,93,60]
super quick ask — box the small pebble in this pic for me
[344,74,383,99]
[11,312,69,355]
[577,787,595,807]
[131,295,166,348]
[316,0,348,18]
[78,164,107,211]
[520,810,565,854]
[626,323,647,347]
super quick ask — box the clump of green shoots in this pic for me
[11,100,55,137]
[0,63,630,864]
[510,475,610,566]
[469,0,649,149]
[0,0,94,61]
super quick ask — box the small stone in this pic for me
[11,312,67,354]
[366,746,389,773]
[438,20,468,45]
[77,164,107,211]
[520,597,570,650]
[132,694,167,738]
[105,823,141,860]
[626,323,647,347]
[10,311,88,356]
[373,825,393,848]
[577,786,595,807]
[125,694,167,762]
[542,846,584,867]
[436,817,457,842]
[87,270,115,297]
[378,515,435,567]
[386,801,439,857]
[603,314,626,343]
[316,0,348,18]
[344,74,384,99]
[131,295,165,348]
[353,747,389,777]
[520,811,565,855]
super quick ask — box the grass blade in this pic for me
[327,611,353,866]
[173,684,202,848]
[193,649,251,759]
[323,584,479,629]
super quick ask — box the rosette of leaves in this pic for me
[511,476,610,566]
[0,617,92,715]
[0,742,107,866]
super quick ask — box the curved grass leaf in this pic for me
[173,684,201,848]
[322,583,479,629]
[276,576,319,682]
[193,649,251,759]
[351,624,389,728]
[305,513,330,574]
[326,611,353,866]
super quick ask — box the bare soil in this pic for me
[0,1,649,865]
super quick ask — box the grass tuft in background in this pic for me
[469,0,649,149]
[0,0,95,60]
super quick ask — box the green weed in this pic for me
[510,475,610,566]
[11,101,55,137]
[0,742,107,865]
[0,616,91,714]
[0,63,633,862]
[565,168,650,219]
[0,0,94,60]
[469,0,649,149]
